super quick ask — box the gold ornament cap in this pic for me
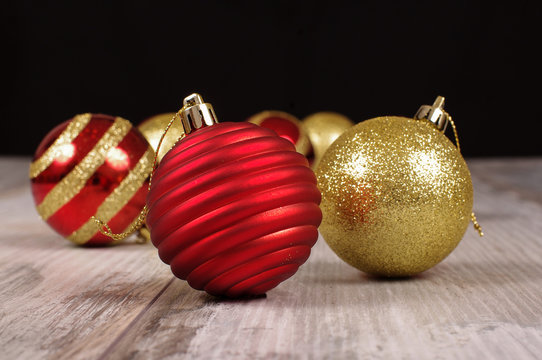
[414,96,450,132]
[179,93,218,135]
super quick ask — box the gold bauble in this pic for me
[247,110,312,156]
[138,113,185,162]
[302,112,354,168]
[316,116,473,276]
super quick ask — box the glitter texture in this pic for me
[316,116,473,276]
[29,113,91,178]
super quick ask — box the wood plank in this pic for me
[0,157,174,360]
[1,157,542,359]
[468,158,542,200]
[101,159,542,359]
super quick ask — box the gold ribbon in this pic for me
[448,116,484,237]
[29,114,92,179]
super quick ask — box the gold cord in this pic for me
[92,109,187,241]
[471,212,484,237]
[447,114,483,237]
[93,205,149,242]
[448,115,461,153]
[147,111,187,191]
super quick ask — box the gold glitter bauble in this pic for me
[138,113,185,161]
[302,112,354,169]
[316,116,473,276]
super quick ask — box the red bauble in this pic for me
[247,110,312,157]
[146,122,322,297]
[30,113,154,245]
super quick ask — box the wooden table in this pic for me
[1,157,541,360]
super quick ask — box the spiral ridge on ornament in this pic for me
[146,122,322,297]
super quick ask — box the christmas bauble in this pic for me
[30,113,154,245]
[146,95,322,297]
[316,116,473,276]
[138,113,185,162]
[247,110,312,157]
[302,112,354,168]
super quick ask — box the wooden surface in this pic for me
[1,157,541,360]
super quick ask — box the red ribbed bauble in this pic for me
[146,95,322,297]
[30,113,154,245]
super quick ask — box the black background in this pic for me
[3,1,540,157]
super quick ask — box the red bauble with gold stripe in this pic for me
[30,113,154,245]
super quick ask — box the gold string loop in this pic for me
[92,109,187,242]
[93,205,149,242]
[447,114,483,237]
[147,110,187,191]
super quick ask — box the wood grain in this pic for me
[0,157,174,360]
[1,157,541,359]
